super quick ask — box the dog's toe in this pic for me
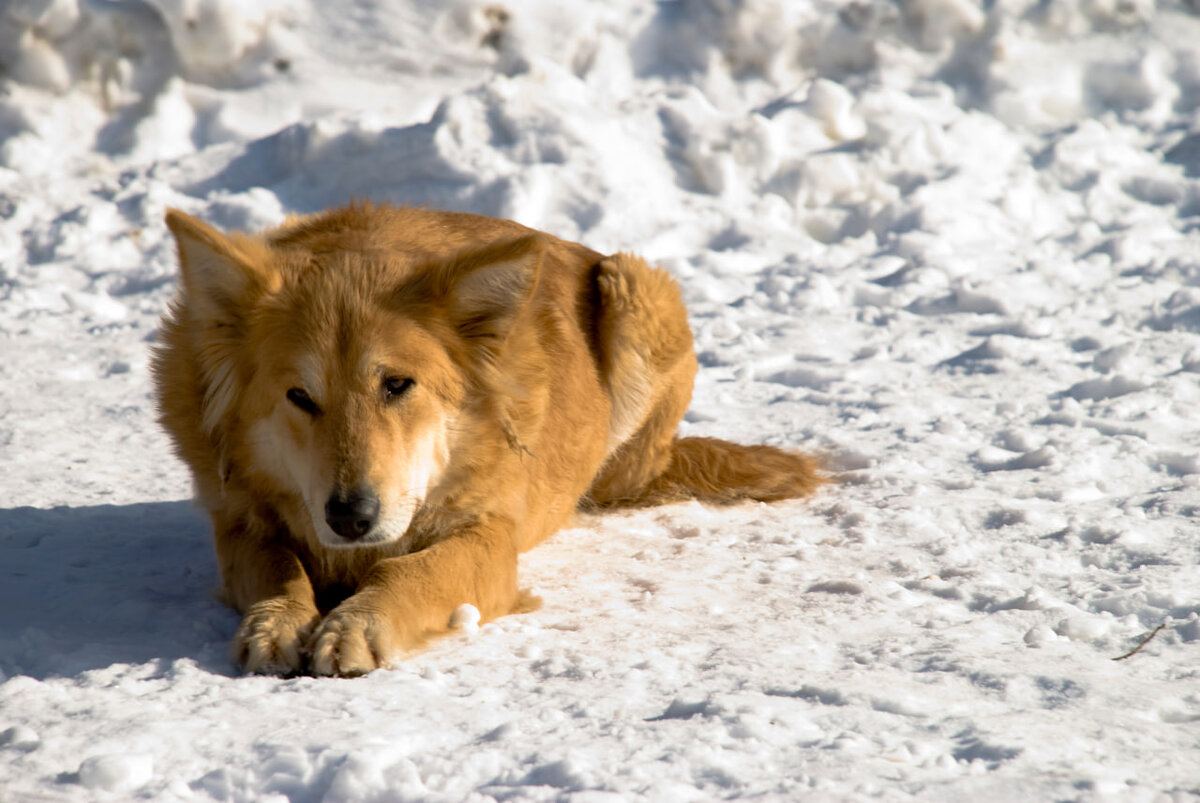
[308,609,392,677]
[232,598,321,676]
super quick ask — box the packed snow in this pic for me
[2,0,1200,799]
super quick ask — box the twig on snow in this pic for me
[1111,623,1167,661]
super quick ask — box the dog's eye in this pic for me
[286,387,320,416]
[383,377,415,401]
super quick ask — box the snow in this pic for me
[450,604,483,637]
[2,0,1200,799]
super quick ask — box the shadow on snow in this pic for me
[0,501,239,680]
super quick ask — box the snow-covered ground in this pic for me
[3,0,1200,799]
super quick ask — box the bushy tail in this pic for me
[593,436,825,508]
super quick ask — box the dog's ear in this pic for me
[441,234,545,345]
[165,209,276,323]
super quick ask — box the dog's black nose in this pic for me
[325,487,380,541]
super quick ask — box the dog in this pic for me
[152,202,823,676]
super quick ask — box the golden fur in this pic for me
[152,202,823,676]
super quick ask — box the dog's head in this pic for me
[162,206,542,548]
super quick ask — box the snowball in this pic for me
[1054,616,1112,642]
[1023,624,1058,646]
[998,429,1041,453]
[1016,586,1053,611]
[0,725,40,752]
[78,753,154,792]
[805,79,866,142]
[62,290,127,322]
[449,603,481,635]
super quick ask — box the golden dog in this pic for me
[152,203,822,676]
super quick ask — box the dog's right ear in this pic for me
[165,209,276,323]
[393,234,545,348]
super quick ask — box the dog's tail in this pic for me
[646,436,825,504]
[591,436,825,508]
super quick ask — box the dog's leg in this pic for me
[308,514,520,676]
[586,253,697,505]
[216,518,322,676]
[588,253,824,507]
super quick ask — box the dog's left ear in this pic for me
[442,234,545,345]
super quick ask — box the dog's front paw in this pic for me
[232,598,321,676]
[307,602,397,677]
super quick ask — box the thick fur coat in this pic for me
[152,203,822,676]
